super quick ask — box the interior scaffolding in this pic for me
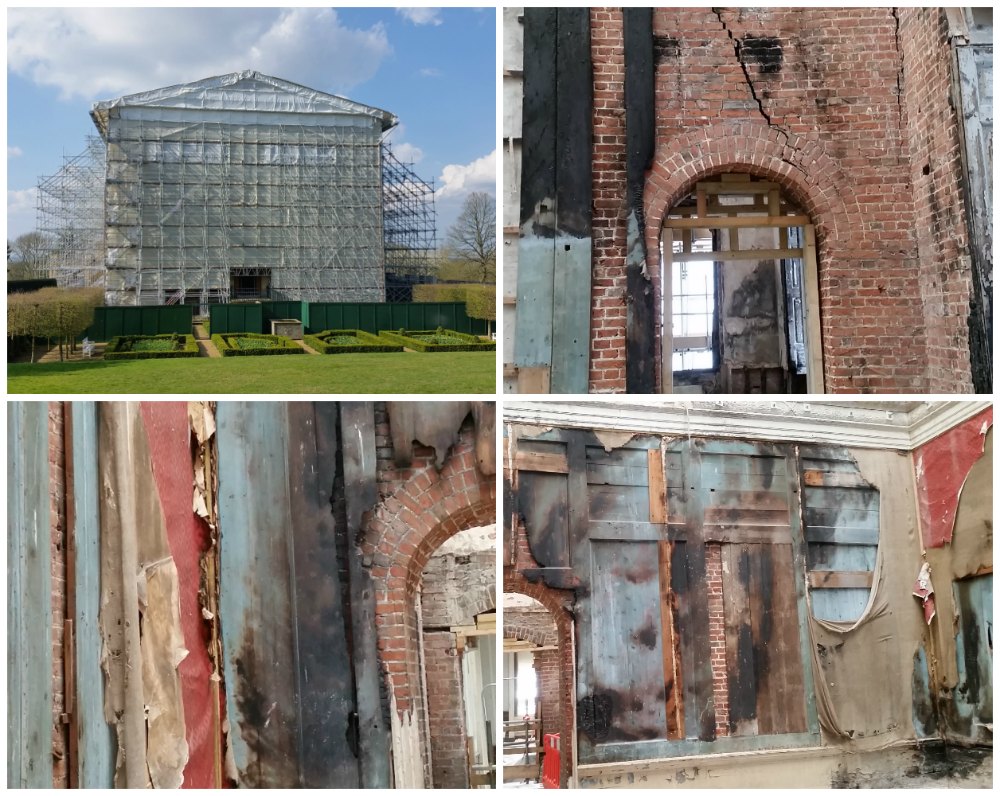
[36,136,106,288]
[380,142,437,302]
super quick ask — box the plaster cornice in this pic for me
[503,400,991,451]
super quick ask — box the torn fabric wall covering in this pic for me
[98,402,189,788]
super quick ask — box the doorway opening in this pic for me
[502,593,561,788]
[660,173,823,394]
[417,525,497,789]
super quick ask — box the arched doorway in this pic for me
[362,406,496,788]
[502,573,575,788]
[419,526,497,789]
[502,593,559,787]
[660,173,823,394]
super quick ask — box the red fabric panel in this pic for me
[141,402,219,788]
[913,407,992,549]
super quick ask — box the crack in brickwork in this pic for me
[713,9,776,130]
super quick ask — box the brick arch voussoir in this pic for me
[643,122,862,269]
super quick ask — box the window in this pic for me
[670,236,715,371]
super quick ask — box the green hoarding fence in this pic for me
[205,301,486,336]
[306,302,487,335]
[209,303,264,335]
[85,305,194,341]
[261,301,309,331]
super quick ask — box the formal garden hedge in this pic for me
[377,327,496,353]
[104,334,200,360]
[211,333,304,357]
[304,329,405,354]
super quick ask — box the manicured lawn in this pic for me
[8,351,496,394]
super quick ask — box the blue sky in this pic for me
[6,6,496,244]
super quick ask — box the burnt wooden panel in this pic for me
[218,403,301,786]
[589,541,668,742]
[218,402,360,787]
[623,7,657,393]
[519,7,557,232]
[554,8,592,238]
[800,446,879,622]
[519,446,570,570]
[340,403,390,789]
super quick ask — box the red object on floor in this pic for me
[141,403,222,788]
[542,733,560,788]
[913,407,992,549]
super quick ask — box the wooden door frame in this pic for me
[659,181,825,394]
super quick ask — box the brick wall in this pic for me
[421,533,496,629]
[422,631,468,788]
[533,648,562,740]
[505,607,559,647]
[705,543,729,737]
[898,8,973,392]
[590,7,629,392]
[48,403,68,788]
[586,6,974,393]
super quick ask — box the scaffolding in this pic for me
[381,142,437,302]
[36,72,437,306]
[36,136,106,288]
[101,116,387,307]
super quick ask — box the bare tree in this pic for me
[9,232,51,278]
[445,192,496,283]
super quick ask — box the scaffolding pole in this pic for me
[36,136,106,288]
[380,142,437,302]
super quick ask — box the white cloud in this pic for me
[393,142,424,164]
[383,123,424,164]
[419,67,442,78]
[7,8,391,101]
[8,146,23,158]
[7,188,39,239]
[436,150,496,200]
[396,8,443,27]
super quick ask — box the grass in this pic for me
[8,351,496,394]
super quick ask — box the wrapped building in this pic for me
[89,71,399,306]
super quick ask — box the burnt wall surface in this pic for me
[583,7,977,393]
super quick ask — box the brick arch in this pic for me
[643,121,863,260]
[362,426,495,786]
[504,571,575,788]
[641,121,878,392]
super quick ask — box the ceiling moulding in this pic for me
[503,401,992,451]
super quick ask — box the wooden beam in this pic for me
[802,470,871,488]
[807,570,874,589]
[768,189,781,216]
[696,189,707,218]
[660,227,673,394]
[696,181,779,194]
[664,215,810,229]
[803,225,825,393]
[517,366,551,394]
[514,449,568,474]
[648,449,666,523]
[658,540,684,739]
[672,247,804,263]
